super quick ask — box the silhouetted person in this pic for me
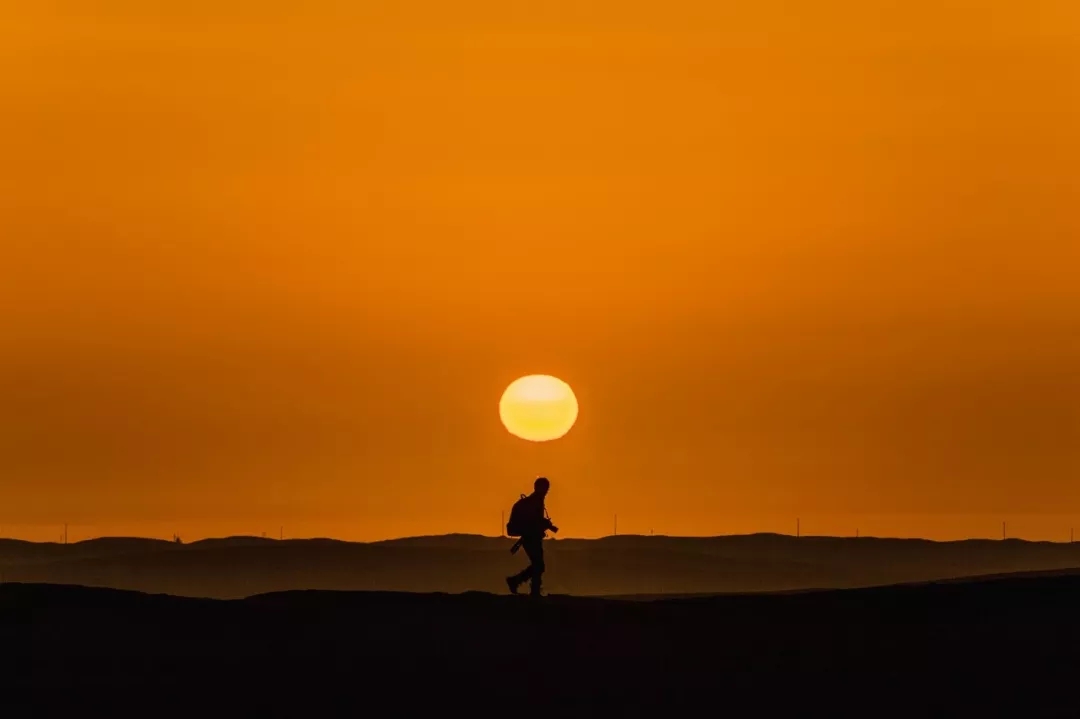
[506,476,558,596]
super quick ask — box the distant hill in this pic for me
[3,571,1080,715]
[3,532,1080,599]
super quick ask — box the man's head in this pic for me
[534,476,550,496]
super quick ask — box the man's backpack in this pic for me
[506,494,530,537]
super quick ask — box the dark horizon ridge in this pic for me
[2,530,1075,547]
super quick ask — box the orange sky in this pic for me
[2,1,1079,543]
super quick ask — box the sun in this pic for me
[499,375,579,442]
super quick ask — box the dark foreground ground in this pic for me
[4,571,1080,717]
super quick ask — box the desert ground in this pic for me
[4,563,1079,715]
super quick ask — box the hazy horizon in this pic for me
[4,512,1080,545]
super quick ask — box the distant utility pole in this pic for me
[64,524,68,545]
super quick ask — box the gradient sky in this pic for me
[2,1,1079,542]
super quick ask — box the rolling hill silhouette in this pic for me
[3,532,1080,598]
[4,570,1079,715]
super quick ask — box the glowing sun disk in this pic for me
[499,375,579,442]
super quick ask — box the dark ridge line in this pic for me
[601,565,1080,600]
[2,532,1077,548]
[4,566,1080,606]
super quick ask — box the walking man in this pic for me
[505,476,558,596]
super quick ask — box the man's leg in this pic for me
[522,538,545,596]
[506,563,533,593]
[507,543,536,593]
